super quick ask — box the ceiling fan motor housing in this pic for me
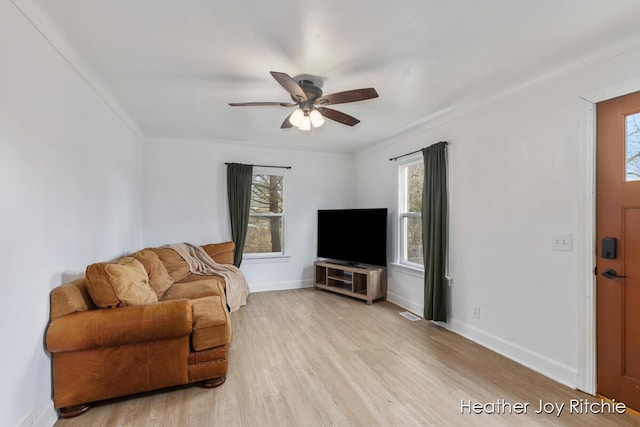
[294,79,323,102]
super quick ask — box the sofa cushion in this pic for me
[85,257,157,308]
[159,277,224,301]
[190,296,232,351]
[201,241,235,265]
[150,247,190,282]
[132,249,175,298]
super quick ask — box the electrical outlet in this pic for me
[552,233,572,252]
[472,306,480,319]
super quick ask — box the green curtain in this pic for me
[422,142,448,321]
[227,163,253,267]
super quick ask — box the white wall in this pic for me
[0,3,144,426]
[8,0,640,421]
[143,138,353,292]
[353,47,640,388]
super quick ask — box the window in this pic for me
[244,173,284,255]
[398,158,423,268]
[626,112,640,181]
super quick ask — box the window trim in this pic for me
[396,154,424,271]
[243,169,287,259]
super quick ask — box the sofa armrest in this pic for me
[201,241,235,265]
[46,299,193,353]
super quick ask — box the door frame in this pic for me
[578,76,640,394]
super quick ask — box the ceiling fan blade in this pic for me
[228,101,297,107]
[270,71,307,101]
[280,113,294,129]
[316,88,378,105]
[317,107,360,126]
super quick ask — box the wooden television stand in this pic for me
[314,261,387,305]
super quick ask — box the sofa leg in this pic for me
[201,376,226,388]
[59,404,91,418]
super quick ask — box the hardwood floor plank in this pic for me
[55,288,640,426]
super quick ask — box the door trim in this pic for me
[578,76,640,395]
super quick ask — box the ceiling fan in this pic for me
[229,71,378,130]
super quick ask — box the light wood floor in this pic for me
[56,288,640,426]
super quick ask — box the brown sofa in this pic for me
[45,241,236,418]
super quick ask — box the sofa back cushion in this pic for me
[132,249,175,298]
[150,248,191,282]
[85,257,158,308]
[201,241,235,265]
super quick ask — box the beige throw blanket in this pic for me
[166,243,250,312]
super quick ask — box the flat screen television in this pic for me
[317,208,388,267]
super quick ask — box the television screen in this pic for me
[317,208,388,266]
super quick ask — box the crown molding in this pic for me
[10,0,145,141]
[358,38,640,158]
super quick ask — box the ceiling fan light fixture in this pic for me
[309,109,325,128]
[289,108,305,127]
[299,114,312,131]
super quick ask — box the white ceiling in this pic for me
[14,0,640,153]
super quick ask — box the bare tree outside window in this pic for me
[244,174,284,254]
[406,162,423,263]
[626,112,640,181]
[399,161,424,266]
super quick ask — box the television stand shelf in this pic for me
[314,261,387,305]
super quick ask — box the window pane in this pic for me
[245,216,283,253]
[626,112,640,181]
[405,163,424,212]
[403,216,423,264]
[250,175,283,213]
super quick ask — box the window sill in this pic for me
[242,253,291,264]
[391,262,424,278]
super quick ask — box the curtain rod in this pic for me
[225,162,292,170]
[389,141,448,162]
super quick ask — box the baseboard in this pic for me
[250,279,314,293]
[384,292,577,389]
[448,318,578,389]
[255,286,578,388]
[386,291,424,317]
[18,400,57,427]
